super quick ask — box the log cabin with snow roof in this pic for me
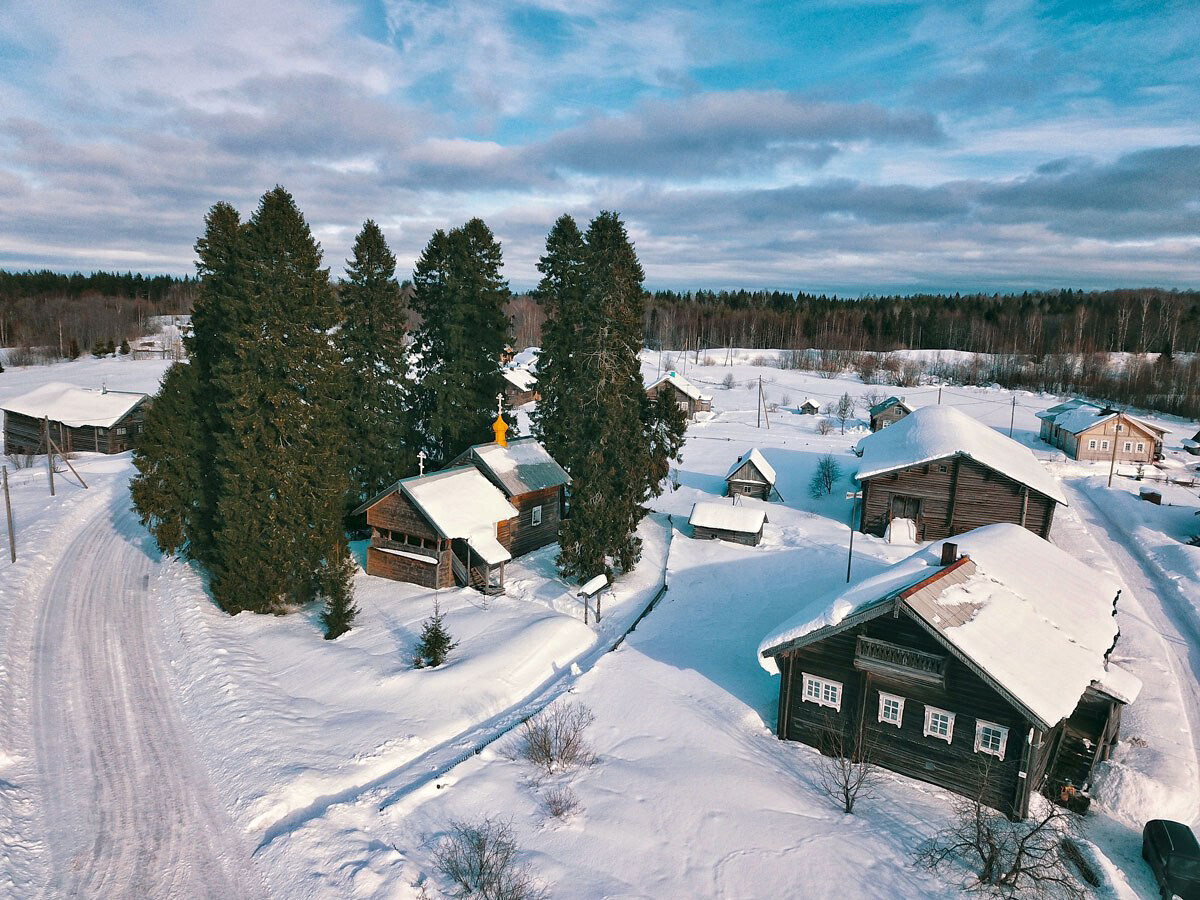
[725,448,780,501]
[868,396,913,432]
[758,525,1140,818]
[798,399,820,415]
[1036,400,1165,463]
[501,368,539,407]
[689,501,767,546]
[2,382,151,455]
[854,405,1066,542]
[645,370,712,420]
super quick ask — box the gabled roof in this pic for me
[502,368,537,392]
[868,396,912,417]
[1036,399,1166,437]
[1035,398,1093,421]
[725,448,777,486]
[646,370,712,403]
[758,523,1140,729]
[689,501,767,534]
[453,436,570,498]
[1,382,149,428]
[856,405,1067,505]
[800,399,820,410]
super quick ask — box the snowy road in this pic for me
[27,496,263,898]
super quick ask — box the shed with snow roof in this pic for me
[1036,401,1165,463]
[501,368,539,406]
[2,382,151,455]
[798,399,820,415]
[855,405,1065,542]
[1183,430,1200,456]
[689,501,768,546]
[868,396,913,432]
[645,371,712,419]
[758,524,1139,818]
[724,448,780,501]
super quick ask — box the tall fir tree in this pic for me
[556,211,657,580]
[208,186,353,616]
[339,220,412,512]
[409,218,511,464]
[530,214,587,469]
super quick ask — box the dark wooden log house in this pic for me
[868,396,913,431]
[689,501,767,546]
[724,448,780,501]
[855,405,1065,541]
[645,371,712,420]
[2,382,151,455]
[759,525,1140,818]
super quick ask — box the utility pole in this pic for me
[845,490,862,582]
[937,386,942,405]
[1108,413,1123,488]
[1008,395,1016,438]
[43,418,54,497]
[3,466,14,563]
[757,376,762,429]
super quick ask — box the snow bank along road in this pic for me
[22,492,262,898]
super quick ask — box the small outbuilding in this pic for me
[645,371,712,420]
[855,405,1066,541]
[502,368,539,406]
[689,501,768,546]
[798,399,820,415]
[725,448,780,501]
[1183,430,1200,456]
[1037,400,1164,463]
[2,382,151,455]
[758,524,1140,817]
[868,396,913,432]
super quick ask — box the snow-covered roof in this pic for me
[1,382,149,428]
[647,371,712,403]
[800,399,820,409]
[868,396,912,417]
[758,523,1140,728]
[578,573,609,596]
[463,437,570,497]
[689,501,767,534]
[725,448,777,486]
[401,467,518,543]
[502,368,537,392]
[1036,399,1165,437]
[1035,398,1093,421]
[856,405,1067,505]
[510,346,540,370]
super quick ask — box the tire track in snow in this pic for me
[29,496,265,899]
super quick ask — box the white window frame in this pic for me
[1123,440,1132,452]
[801,673,842,712]
[1100,440,1109,450]
[1136,441,1145,453]
[1087,439,1097,450]
[974,720,1010,760]
[877,692,904,727]
[531,505,542,526]
[923,706,955,743]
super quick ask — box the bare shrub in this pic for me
[515,703,597,777]
[752,355,769,367]
[6,452,37,470]
[702,355,715,366]
[432,818,548,900]
[817,418,835,436]
[894,359,925,387]
[813,717,880,814]
[916,784,1084,899]
[780,392,791,408]
[860,389,886,412]
[809,454,842,497]
[540,785,582,821]
[661,354,675,371]
[721,373,735,390]
[855,353,881,384]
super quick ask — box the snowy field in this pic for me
[1,350,1198,898]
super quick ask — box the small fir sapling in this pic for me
[413,598,458,668]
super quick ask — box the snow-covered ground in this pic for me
[1,351,1198,898]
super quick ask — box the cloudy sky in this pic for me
[1,0,1198,292]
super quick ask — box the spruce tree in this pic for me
[339,220,413,512]
[320,537,359,639]
[530,214,587,469]
[409,218,511,464]
[646,386,688,496]
[208,186,352,614]
[413,598,457,668]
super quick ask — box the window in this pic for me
[1136,442,1145,452]
[1123,441,1132,452]
[1087,439,1097,450]
[974,721,1009,760]
[923,706,955,743]
[531,505,543,526]
[1100,440,1109,450]
[878,692,904,727]
[937,464,948,473]
[115,426,127,435]
[801,673,842,712]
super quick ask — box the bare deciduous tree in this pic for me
[817,419,835,436]
[512,702,598,778]
[812,718,880,814]
[432,818,549,900]
[809,454,842,497]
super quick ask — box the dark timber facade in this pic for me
[3,400,149,456]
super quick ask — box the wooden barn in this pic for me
[501,368,539,406]
[855,405,1065,541]
[1183,429,1200,456]
[2,382,151,455]
[356,466,518,594]
[798,399,820,415]
[725,448,780,501]
[868,396,913,431]
[645,371,712,419]
[689,501,767,546]
[449,434,569,558]
[1037,401,1165,463]
[758,524,1140,818]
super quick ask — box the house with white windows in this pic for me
[1037,399,1164,463]
[758,524,1140,818]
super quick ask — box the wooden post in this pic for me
[2,465,14,563]
[596,590,602,623]
[44,432,87,489]
[583,593,589,625]
[1107,413,1122,487]
[43,418,55,497]
[1008,395,1016,438]
[757,376,761,429]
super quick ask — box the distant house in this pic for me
[758,525,1140,817]
[2,382,151,455]
[646,371,712,420]
[725,448,780,501]
[798,399,820,415]
[1183,429,1200,456]
[131,338,169,359]
[356,466,519,594]
[868,396,913,432]
[689,501,767,546]
[855,405,1066,541]
[502,368,539,406]
[449,435,569,558]
[1037,401,1165,463]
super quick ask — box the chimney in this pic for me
[940,542,958,566]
